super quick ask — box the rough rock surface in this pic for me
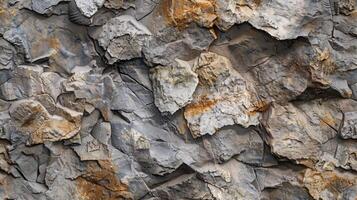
[0,0,357,199]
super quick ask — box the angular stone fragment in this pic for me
[76,160,132,199]
[203,126,261,163]
[142,22,215,66]
[159,0,217,28]
[97,15,151,64]
[3,15,94,73]
[9,100,82,145]
[215,0,260,30]
[75,0,105,17]
[68,0,91,25]
[266,102,335,161]
[0,65,44,101]
[29,0,65,15]
[0,38,19,70]
[263,98,357,169]
[150,59,199,114]
[340,111,357,139]
[184,52,261,137]
[215,0,327,40]
[303,169,357,200]
[104,0,135,10]
[72,134,110,161]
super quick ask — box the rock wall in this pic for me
[0,0,357,199]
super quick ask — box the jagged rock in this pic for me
[263,99,357,169]
[74,0,105,17]
[158,0,217,28]
[9,100,82,145]
[3,15,94,73]
[303,169,357,200]
[104,0,135,10]
[29,0,67,15]
[2,0,357,199]
[0,65,44,101]
[96,15,152,64]
[68,0,91,25]
[150,59,199,114]
[340,111,357,139]
[203,125,275,166]
[215,0,329,40]
[142,23,215,66]
[0,38,19,70]
[184,52,261,137]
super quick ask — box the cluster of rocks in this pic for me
[0,0,357,199]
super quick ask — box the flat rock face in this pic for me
[1,0,357,200]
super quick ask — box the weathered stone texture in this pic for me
[1,0,357,199]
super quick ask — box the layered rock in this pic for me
[0,0,357,199]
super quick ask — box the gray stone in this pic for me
[184,52,261,137]
[96,15,151,64]
[74,0,105,17]
[340,111,357,139]
[150,59,199,114]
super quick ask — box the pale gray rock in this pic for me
[184,52,261,137]
[30,0,66,15]
[75,0,105,17]
[0,65,44,101]
[1,0,357,199]
[3,15,94,74]
[340,111,357,139]
[150,59,199,114]
[68,0,92,25]
[264,98,357,170]
[97,15,152,64]
[0,38,19,70]
[142,24,215,66]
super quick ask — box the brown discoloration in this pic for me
[236,0,262,8]
[10,100,82,145]
[0,0,16,23]
[304,169,355,199]
[160,0,217,29]
[309,48,336,86]
[77,160,132,200]
[319,112,338,128]
[185,96,217,117]
[32,37,61,57]
[48,37,61,50]
[248,100,270,115]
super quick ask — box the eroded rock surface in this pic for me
[1,0,357,199]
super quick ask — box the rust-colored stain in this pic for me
[309,48,336,86]
[248,100,270,115]
[0,0,16,21]
[304,169,355,199]
[160,0,217,29]
[185,96,217,117]
[76,160,132,200]
[48,37,61,50]
[319,112,337,128]
[324,174,354,193]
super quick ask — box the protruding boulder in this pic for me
[96,15,151,64]
[184,52,261,137]
[150,59,199,114]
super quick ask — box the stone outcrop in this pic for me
[0,0,357,199]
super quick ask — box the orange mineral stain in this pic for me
[185,96,217,117]
[76,160,132,200]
